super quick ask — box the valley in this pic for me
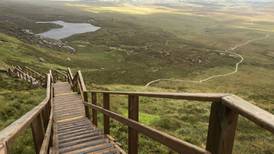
[145,34,270,86]
[0,0,274,153]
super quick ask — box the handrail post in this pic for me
[128,95,139,154]
[91,92,98,126]
[0,142,7,154]
[206,101,238,154]
[83,91,91,119]
[103,93,110,135]
[31,113,46,154]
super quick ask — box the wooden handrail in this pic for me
[51,69,67,82]
[54,69,67,79]
[23,66,45,79]
[0,69,54,154]
[88,91,274,134]
[84,102,210,154]
[67,68,73,86]
[21,66,47,87]
[67,69,90,119]
[87,91,274,154]
[78,70,87,92]
[2,66,272,154]
[89,90,227,102]
[39,104,53,154]
[64,67,274,154]
[69,70,87,95]
[222,95,274,133]
[9,66,36,85]
[62,67,274,137]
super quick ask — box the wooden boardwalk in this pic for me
[53,82,120,154]
[1,65,274,154]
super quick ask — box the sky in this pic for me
[49,0,273,2]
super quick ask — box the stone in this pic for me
[63,46,76,53]
[39,57,45,62]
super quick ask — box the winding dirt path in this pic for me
[145,34,270,87]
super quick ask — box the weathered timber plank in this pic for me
[89,91,226,102]
[206,102,238,154]
[91,92,98,126]
[222,95,274,133]
[103,94,110,135]
[128,95,139,154]
[31,114,46,154]
[86,103,209,154]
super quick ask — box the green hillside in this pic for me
[0,0,273,153]
[0,70,45,154]
[0,32,273,153]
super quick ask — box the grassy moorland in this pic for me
[0,71,45,154]
[0,0,273,153]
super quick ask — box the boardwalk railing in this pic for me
[21,66,47,87]
[67,68,274,154]
[7,65,46,87]
[1,66,273,154]
[67,68,90,119]
[52,69,67,82]
[0,69,54,154]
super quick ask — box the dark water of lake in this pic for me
[36,20,100,40]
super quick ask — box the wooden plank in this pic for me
[206,102,238,154]
[0,73,52,150]
[0,142,7,154]
[67,68,74,85]
[85,103,209,154]
[24,66,45,80]
[39,107,53,154]
[91,93,98,126]
[31,114,46,154]
[78,71,87,91]
[107,135,126,154]
[52,119,59,154]
[103,94,110,135]
[128,95,139,154]
[52,69,67,81]
[40,113,46,134]
[89,91,226,102]
[83,92,91,119]
[71,73,79,92]
[222,95,274,133]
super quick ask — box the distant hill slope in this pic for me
[0,32,69,71]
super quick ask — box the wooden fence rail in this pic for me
[1,66,273,154]
[21,66,47,87]
[0,69,54,154]
[7,65,47,87]
[67,67,274,154]
[52,69,67,82]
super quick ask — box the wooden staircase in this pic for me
[0,65,274,154]
[53,82,120,154]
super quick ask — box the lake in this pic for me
[36,20,101,40]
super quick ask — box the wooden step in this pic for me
[90,147,120,154]
[62,143,113,154]
[68,144,115,154]
[58,123,91,131]
[53,82,123,154]
[59,131,102,143]
[59,131,102,144]
[59,135,105,148]
[59,139,108,153]
[58,129,100,140]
